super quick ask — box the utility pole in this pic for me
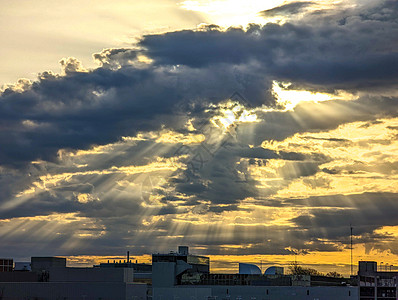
[350,224,353,276]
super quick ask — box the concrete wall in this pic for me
[152,263,176,287]
[211,286,358,300]
[0,271,38,282]
[49,267,134,283]
[152,285,358,300]
[31,257,66,272]
[153,287,212,300]
[0,282,146,300]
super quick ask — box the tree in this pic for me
[288,262,324,276]
[326,271,343,278]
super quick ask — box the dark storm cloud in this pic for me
[0,61,275,168]
[1,0,398,259]
[235,146,279,159]
[237,95,398,145]
[1,0,398,168]
[139,0,398,91]
[0,171,142,220]
[260,1,313,17]
[166,139,329,207]
[93,48,139,69]
[175,192,398,255]
[0,190,79,219]
[322,160,398,176]
[191,192,398,255]
[288,192,398,241]
[172,145,259,204]
[358,0,398,22]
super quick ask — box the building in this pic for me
[7,249,393,299]
[14,262,31,271]
[151,246,358,300]
[358,261,398,300]
[0,256,147,299]
[96,254,152,284]
[31,256,66,272]
[152,245,209,287]
[0,258,13,272]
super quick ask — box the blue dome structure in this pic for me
[264,266,284,275]
[238,263,261,275]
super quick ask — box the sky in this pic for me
[1,0,398,276]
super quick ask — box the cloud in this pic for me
[138,1,398,92]
[238,95,398,146]
[289,192,398,243]
[260,1,313,18]
[2,0,398,168]
[92,48,140,69]
[0,0,398,263]
[59,57,87,75]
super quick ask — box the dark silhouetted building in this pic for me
[358,261,398,300]
[0,256,147,299]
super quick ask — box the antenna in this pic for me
[350,224,353,276]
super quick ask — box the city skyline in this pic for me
[1,0,398,277]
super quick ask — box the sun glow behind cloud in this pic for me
[210,100,258,130]
[180,0,284,27]
[258,118,398,199]
[179,0,353,28]
[271,81,358,111]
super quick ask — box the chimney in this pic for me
[178,246,189,255]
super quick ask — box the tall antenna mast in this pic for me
[350,224,353,276]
